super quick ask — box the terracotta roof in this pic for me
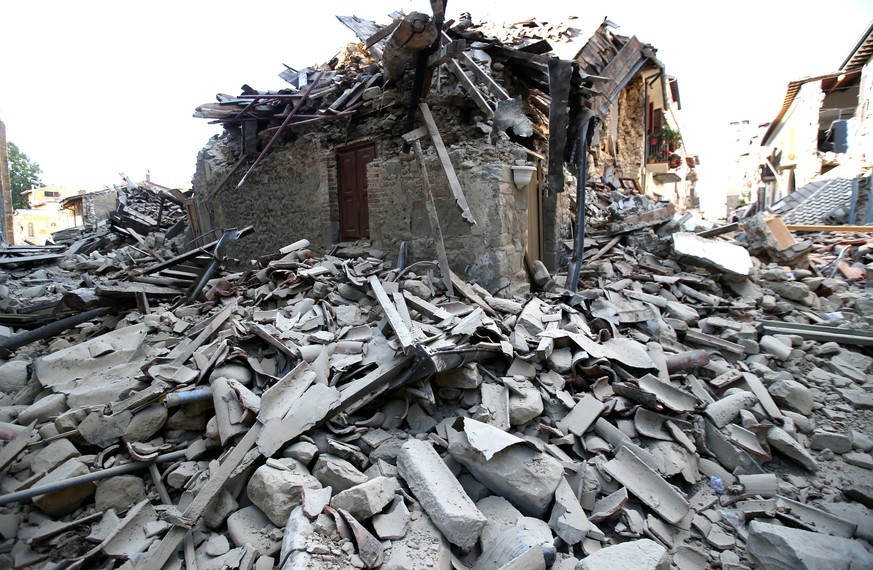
[840,20,873,73]
[761,71,860,146]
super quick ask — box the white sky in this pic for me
[2,1,872,218]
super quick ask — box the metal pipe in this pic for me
[163,388,213,407]
[0,448,191,507]
[0,307,114,355]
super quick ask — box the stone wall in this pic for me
[193,134,331,262]
[192,127,533,291]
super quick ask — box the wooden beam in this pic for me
[418,103,476,225]
[449,269,497,317]
[139,425,262,570]
[365,17,401,48]
[369,275,415,354]
[547,58,573,196]
[428,39,466,68]
[594,36,646,117]
[411,140,455,297]
[785,224,873,233]
[447,59,493,117]
[443,31,509,101]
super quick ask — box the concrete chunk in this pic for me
[549,477,589,545]
[372,495,410,540]
[247,460,322,526]
[576,538,668,570]
[747,520,873,569]
[397,439,486,550]
[672,232,753,277]
[448,419,563,516]
[329,476,398,520]
[769,379,814,415]
[312,455,368,493]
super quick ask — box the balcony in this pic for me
[647,130,683,169]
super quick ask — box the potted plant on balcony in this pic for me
[668,153,683,169]
[657,125,682,151]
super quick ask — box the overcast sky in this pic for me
[2,1,871,218]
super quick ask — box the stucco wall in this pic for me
[856,60,873,166]
[770,81,824,195]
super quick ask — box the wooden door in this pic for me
[337,144,376,240]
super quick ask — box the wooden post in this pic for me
[567,110,596,293]
[0,120,13,244]
[410,139,455,297]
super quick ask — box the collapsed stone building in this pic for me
[189,9,694,294]
[1,6,872,570]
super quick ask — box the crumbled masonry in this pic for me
[0,171,870,569]
[1,8,873,570]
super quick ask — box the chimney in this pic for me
[146,170,151,183]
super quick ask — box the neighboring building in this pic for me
[12,185,80,245]
[725,120,766,217]
[758,20,873,224]
[59,188,118,230]
[190,15,693,291]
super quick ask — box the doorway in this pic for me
[337,143,376,240]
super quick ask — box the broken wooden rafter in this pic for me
[443,31,509,102]
[448,59,493,118]
[369,275,415,355]
[428,39,466,68]
[418,102,476,225]
[237,71,325,189]
[405,132,455,297]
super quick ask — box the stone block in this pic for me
[227,505,280,556]
[31,438,79,474]
[18,393,67,426]
[33,459,94,517]
[247,461,322,526]
[95,475,146,514]
[576,538,668,569]
[329,476,398,520]
[312,455,368,493]
[397,439,486,550]
[810,430,853,454]
[747,520,872,569]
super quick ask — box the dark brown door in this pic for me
[337,144,376,240]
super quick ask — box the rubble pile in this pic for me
[0,202,870,569]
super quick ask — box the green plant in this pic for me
[657,125,682,150]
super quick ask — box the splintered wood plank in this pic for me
[428,39,466,68]
[139,424,262,570]
[595,36,645,116]
[443,32,509,101]
[449,270,497,317]
[448,59,493,117]
[369,275,415,354]
[402,291,453,322]
[418,103,476,225]
[547,58,573,196]
[412,140,455,297]
[0,422,35,474]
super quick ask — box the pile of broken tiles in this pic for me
[0,224,871,570]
